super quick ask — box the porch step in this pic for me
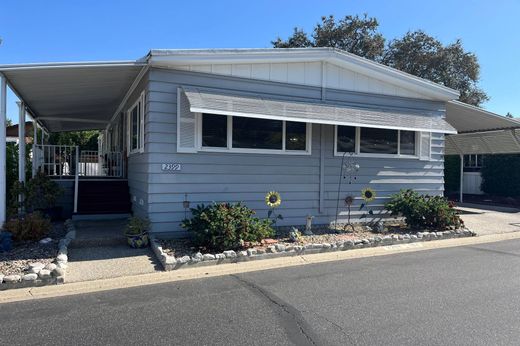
[77,180,131,215]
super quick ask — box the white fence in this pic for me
[462,172,484,195]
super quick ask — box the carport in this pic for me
[445,100,520,202]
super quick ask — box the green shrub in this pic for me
[8,172,63,217]
[444,155,461,194]
[125,216,150,235]
[481,154,520,197]
[4,211,52,241]
[181,202,274,251]
[386,189,462,230]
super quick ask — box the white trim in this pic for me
[197,113,312,155]
[127,91,145,155]
[334,125,420,159]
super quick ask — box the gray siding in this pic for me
[143,68,446,235]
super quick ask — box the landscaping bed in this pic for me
[0,220,76,289]
[152,222,476,271]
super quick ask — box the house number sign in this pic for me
[161,163,182,171]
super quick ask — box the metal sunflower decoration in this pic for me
[265,191,283,226]
[361,188,376,203]
[265,191,282,208]
[360,187,376,221]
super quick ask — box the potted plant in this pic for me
[124,216,150,248]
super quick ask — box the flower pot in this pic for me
[125,231,149,248]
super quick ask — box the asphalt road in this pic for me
[3,239,520,346]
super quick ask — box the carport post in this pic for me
[18,101,25,185]
[0,75,7,225]
[459,154,464,203]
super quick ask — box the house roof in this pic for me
[148,48,460,101]
[0,48,460,132]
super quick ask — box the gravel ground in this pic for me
[160,221,409,257]
[0,222,65,275]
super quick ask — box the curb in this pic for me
[0,220,75,291]
[1,230,519,304]
[151,229,477,271]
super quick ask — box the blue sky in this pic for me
[1,0,518,123]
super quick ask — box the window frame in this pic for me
[196,113,312,155]
[334,125,419,159]
[127,91,145,155]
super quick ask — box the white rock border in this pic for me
[151,228,477,271]
[0,219,76,290]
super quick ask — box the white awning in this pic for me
[182,87,457,134]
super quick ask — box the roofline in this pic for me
[148,48,460,100]
[0,60,146,72]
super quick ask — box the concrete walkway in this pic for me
[457,203,520,236]
[66,219,161,283]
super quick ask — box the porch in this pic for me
[0,61,145,222]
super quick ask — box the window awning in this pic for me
[182,87,457,134]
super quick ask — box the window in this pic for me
[127,92,145,154]
[285,121,307,151]
[199,114,310,154]
[337,125,356,153]
[360,128,398,154]
[464,154,483,171]
[202,113,227,148]
[233,117,283,150]
[336,125,417,157]
[399,130,416,156]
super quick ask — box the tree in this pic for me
[48,130,99,150]
[506,112,514,118]
[383,31,488,106]
[272,14,385,60]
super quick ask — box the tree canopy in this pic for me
[273,14,385,60]
[48,130,99,150]
[272,15,488,106]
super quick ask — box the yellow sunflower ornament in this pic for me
[361,187,376,203]
[265,191,282,208]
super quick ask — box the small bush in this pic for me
[125,216,150,235]
[4,212,52,241]
[386,189,462,230]
[181,202,274,251]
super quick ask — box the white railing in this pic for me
[79,151,124,178]
[33,145,77,178]
[33,145,125,178]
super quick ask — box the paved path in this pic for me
[66,245,161,282]
[66,219,160,282]
[457,203,520,235]
[3,238,520,345]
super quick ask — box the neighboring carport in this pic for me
[445,100,520,203]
